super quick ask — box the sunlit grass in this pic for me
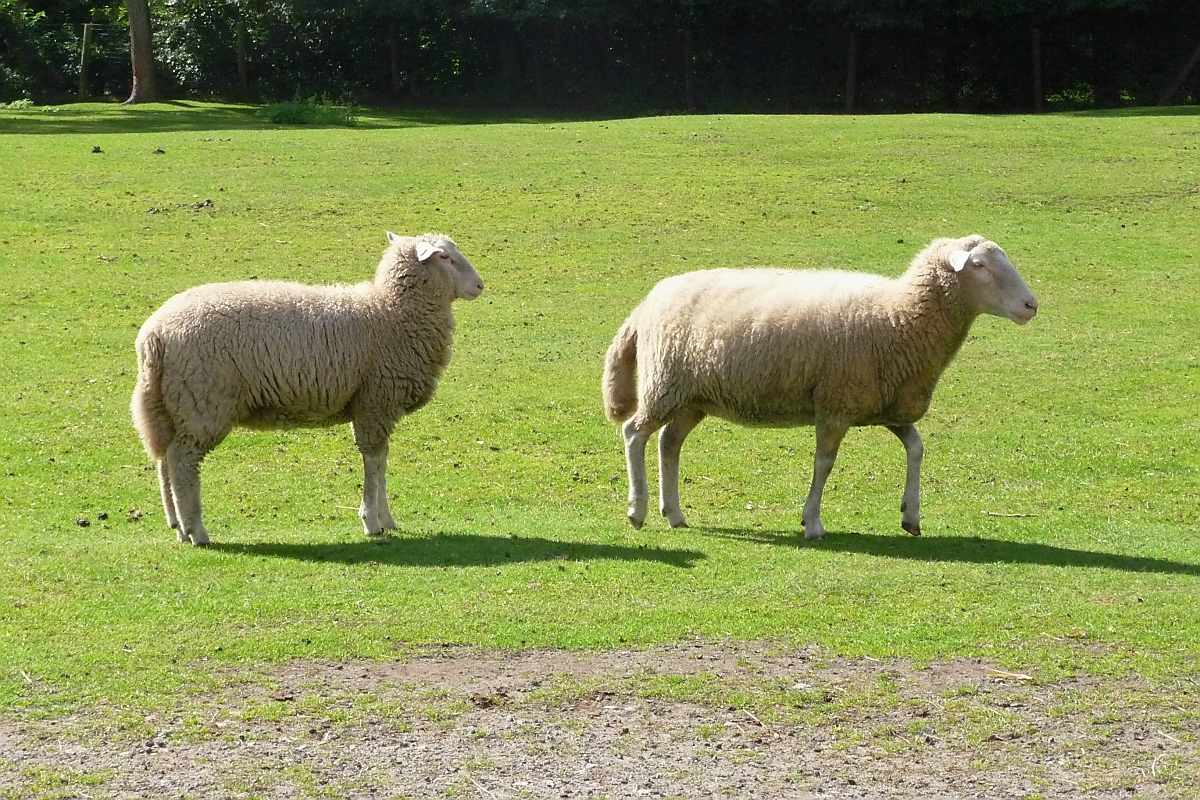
[0,102,1197,715]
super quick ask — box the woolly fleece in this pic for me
[602,234,1038,538]
[132,232,484,545]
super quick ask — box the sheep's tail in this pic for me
[602,315,639,423]
[131,329,173,459]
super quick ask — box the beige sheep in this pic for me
[132,232,484,545]
[602,235,1038,539]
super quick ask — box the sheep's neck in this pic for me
[877,282,976,421]
[376,282,456,412]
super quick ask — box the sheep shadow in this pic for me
[699,527,1200,577]
[211,532,704,569]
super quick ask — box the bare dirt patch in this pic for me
[3,642,1197,798]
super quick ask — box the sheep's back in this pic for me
[146,281,376,428]
[636,269,899,426]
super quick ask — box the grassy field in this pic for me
[1,99,1198,732]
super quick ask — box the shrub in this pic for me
[254,96,356,126]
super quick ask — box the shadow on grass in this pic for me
[211,531,705,569]
[701,528,1200,576]
[1071,105,1200,118]
[6,101,1196,135]
[1,101,265,134]
[0,100,616,135]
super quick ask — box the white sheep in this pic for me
[131,232,484,546]
[602,235,1038,539]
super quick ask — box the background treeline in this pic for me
[2,0,1198,112]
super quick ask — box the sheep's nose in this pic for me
[1017,296,1038,322]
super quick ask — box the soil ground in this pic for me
[3,642,1197,799]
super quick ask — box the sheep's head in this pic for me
[381,232,485,301]
[948,238,1039,325]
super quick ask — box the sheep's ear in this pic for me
[949,250,971,272]
[386,231,400,244]
[416,242,445,262]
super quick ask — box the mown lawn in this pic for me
[1,100,1197,717]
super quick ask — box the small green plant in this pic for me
[2,98,33,110]
[1046,82,1097,109]
[254,96,356,126]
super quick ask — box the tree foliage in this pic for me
[1,0,1196,110]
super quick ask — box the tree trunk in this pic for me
[235,20,250,101]
[682,27,697,111]
[497,25,520,93]
[845,29,857,113]
[1031,26,1043,113]
[78,23,94,100]
[529,23,544,101]
[388,19,404,99]
[1158,41,1200,106]
[123,0,158,104]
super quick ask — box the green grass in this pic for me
[1,101,1198,716]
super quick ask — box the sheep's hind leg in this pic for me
[156,459,180,534]
[622,417,657,528]
[165,441,210,546]
[888,424,924,536]
[802,425,847,540]
[658,407,706,528]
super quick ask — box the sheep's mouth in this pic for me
[1011,307,1037,325]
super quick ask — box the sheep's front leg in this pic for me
[888,424,924,536]
[358,446,396,536]
[658,407,706,528]
[353,419,397,536]
[802,425,847,540]
[375,450,397,532]
[165,442,210,546]
[622,417,653,528]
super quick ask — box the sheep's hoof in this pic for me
[627,514,645,530]
[663,510,689,528]
[180,525,210,546]
[803,527,826,541]
[901,522,922,537]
